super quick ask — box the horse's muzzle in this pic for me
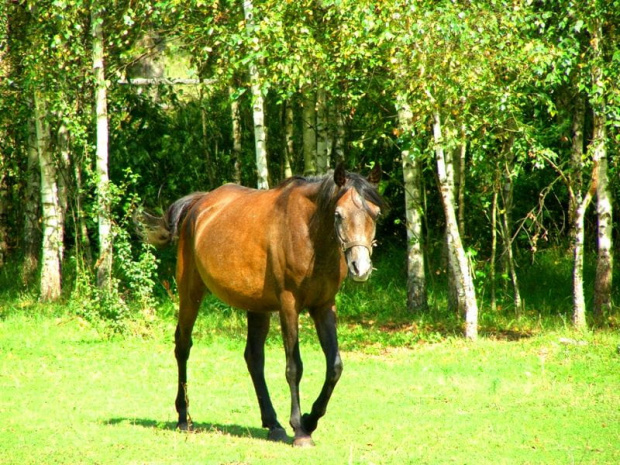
[345,245,373,282]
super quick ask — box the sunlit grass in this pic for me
[1,315,618,464]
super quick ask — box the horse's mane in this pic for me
[278,170,386,215]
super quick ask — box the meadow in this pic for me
[1,309,619,465]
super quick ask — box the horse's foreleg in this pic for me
[303,305,343,435]
[245,311,287,442]
[279,307,313,447]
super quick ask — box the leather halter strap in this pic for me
[340,239,376,256]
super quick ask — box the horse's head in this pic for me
[333,163,384,282]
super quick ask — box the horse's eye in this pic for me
[334,210,343,221]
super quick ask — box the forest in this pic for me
[0,0,618,340]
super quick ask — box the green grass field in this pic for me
[1,312,619,464]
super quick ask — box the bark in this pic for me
[490,187,498,313]
[572,183,595,329]
[92,4,113,289]
[283,101,294,179]
[333,104,346,165]
[592,110,613,319]
[316,88,329,175]
[432,110,478,340]
[590,21,614,320]
[568,94,585,235]
[0,163,7,267]
[22,116,41,283]
[397,96,427,312]
[500,133,522,315]
[243,0,269,189]
[456,123,467,237]
[229,85,243,184]
[303,89,317,176]
[35,92,62,301]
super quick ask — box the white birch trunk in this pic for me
[34,92,62,301]
[568,95,585,234]
[316,89,329,174]
[22,116,41,283]
[490,187,498,313]
[284,101,294,179]
[333,104,346,165]
[91,5,113,289]
[303,90,317,176]
[432,110,478,340]
[397,96,427,311]
[229,85,243,184]
[573,187,594,329]
[243,0,269,189]
[592,111,613,319]
[590,21,614,320]
[457,124,466,237]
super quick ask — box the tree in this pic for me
[34,91,63,301]
[397,94,427,312]
[91,3,113,289]
[243,0,269,189]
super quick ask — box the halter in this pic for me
[337,233,376,256]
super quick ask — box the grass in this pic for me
[1,313,619,464]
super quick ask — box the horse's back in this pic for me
[179,182,310,312]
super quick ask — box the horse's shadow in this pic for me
[105,417,285,443]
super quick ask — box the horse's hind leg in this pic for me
[245,312,287,442]
[174,266,205,431]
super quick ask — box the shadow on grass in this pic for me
[105,417,287,443]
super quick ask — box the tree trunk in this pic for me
[22,116,41,284]
[432,110,478,340]
[590,21,614,321]
[303,89,317,176]
[229,85,243,184]
[568,94,585,236]
[456,123,466,237]
[283,100,294,178]
[592,110,613,320]
[0,160,8,268]
[91,4,113,290]
[490,186,498,313]
[243,0,269,189]
[34,91,62,302]
[572,185,594,329]
[397,96,427,312]
[333,103,346,165]
[316,88,329,174]
[500,134,522,316]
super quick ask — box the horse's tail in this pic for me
[136,192,207,247]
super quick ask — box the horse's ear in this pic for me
[367,163,381,185]
[334,163,347,187]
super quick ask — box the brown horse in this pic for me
[143,163,384,446]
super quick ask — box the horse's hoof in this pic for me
[177,422,193,432]
[293,436,315,448]
[267,427,288,443]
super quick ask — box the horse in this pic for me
[141,163,385,447]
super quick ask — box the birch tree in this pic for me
[243,0,269,189]
[431,108,479,340]
[397,95,427,312]
[91,3,112,289]
[589,18,614,321]
[34,92,63,301]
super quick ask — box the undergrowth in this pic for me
[2,242,617,351]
